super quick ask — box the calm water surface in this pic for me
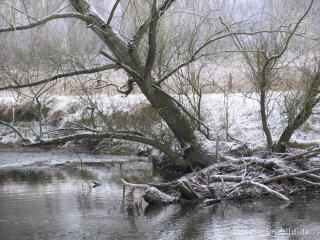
[0,151,319,240]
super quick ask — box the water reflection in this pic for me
[0,152,319,240]
[0,169,53,184]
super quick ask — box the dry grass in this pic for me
[0,102,43,122]
[0,63,306,98]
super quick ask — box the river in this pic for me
[0,151,319,240]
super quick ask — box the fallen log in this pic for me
[247,180,290,201]
[227,180,290,201]
[204,198,222,205]
[143,187,177,205]
[178,179,201,200]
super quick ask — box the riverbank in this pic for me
[1,91,320,205]
[1,92,320,148]
[1,151,319,240]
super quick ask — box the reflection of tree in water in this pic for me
[0,169,53,185]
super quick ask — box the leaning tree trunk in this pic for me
[274,98,320,153]
[70,0,215,169]
[274,68,320,153]
[137,81,214,167]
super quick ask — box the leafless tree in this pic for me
[0,0,319,171]
[221,0,317,151]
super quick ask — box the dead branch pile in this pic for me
[122,148,320,205]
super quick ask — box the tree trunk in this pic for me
[70,0,215,169]
[137,81,214,168]
[260,89,273,149]
[274,69,320,153]
[274,99,319,152]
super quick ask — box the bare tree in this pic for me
[0,0,319,170]
[274,64,320,152]
[221,0,316,150]
[0,0,226,170]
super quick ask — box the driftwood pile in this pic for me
[121,147,320,205]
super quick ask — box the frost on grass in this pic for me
[0,92,319,149]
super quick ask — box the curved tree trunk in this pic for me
[140,86,214,167]
[69,0,215,169]
[274,98,320,152]
[274,68,320,152]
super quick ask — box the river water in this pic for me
[0,151,319,240]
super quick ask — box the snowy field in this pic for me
[0,91,319,149]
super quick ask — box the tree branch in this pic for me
[268,0,314,62]
[156,27,314,85]
[26,131,182,163]
[100,50,143,80]
[132,0,177,48]
[156,55,204,85]
[0,1,37,21]
[144,0,159,90]
[263,168,320,184]
[107,0,121,25]
[247,180,290,201]
[96,79,135,96]
[0,120,30,142]
[0,64,118,91]
[70,0,132,66]
[0,12,87,33]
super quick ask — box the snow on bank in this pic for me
[201,92,320,147]
[0,92,319,148]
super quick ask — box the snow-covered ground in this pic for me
[0,91,319,149]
